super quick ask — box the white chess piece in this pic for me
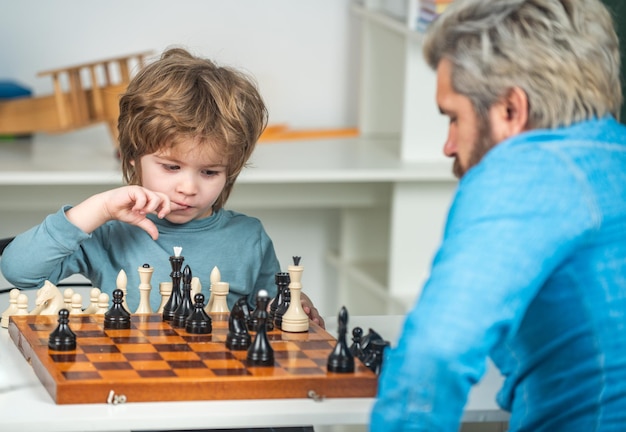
[281,258,309,332]
[191,277,202,299]
[157,282,172,313]
[83,288,102,314]
[15,293,29,316]
[116,269,129,312]
[63,288,74,310]
[70,292,84,315]
[33,281,65,316]
[1,288,20,328]
[210,282,230,313]
[205,266,221,313]
[135,265,154,314]
[94,292,110,315]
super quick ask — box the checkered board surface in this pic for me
[8,313,377,404]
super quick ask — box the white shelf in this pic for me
[351,3,424,42]
[352,3,409,35]
[0,126,454,186]
[326,252,412,315]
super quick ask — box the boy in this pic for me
[1,47,323,327]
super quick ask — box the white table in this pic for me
[0,313,508,432]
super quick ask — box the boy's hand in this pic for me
[66,186,172,240]
[301,292,325,329]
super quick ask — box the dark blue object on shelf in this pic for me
[0,80,32,99]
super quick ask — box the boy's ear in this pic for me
[490,86,529,143]
[130,160,135,167]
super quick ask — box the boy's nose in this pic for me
[176,175,198,195]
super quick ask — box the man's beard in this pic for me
[452,115,498,179]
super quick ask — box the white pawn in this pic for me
[135,264,154,314]
[83,288,102,314]
[15,294,29,316]
[63,288,74,309]
[157,282,172,314]
[94,292,110,315]
[281,257,309,332]
[116,269,129,312]
[210,281,230,313]
[70,292,84,315]
[191,277,202,299]
[1,288,20,328]
[205,266,221,313]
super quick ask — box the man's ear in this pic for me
[490,86,529,142]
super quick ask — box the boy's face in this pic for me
[138,137,228,223]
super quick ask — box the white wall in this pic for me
[0,1,361,316]
[0,0,358,129]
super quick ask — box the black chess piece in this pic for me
[360,327,384,355]
[327,306,355,373]
[185,293,212,334]
[48,309,76,351]
[226,297,252,350]
[104,289,131,329]
[349,326,365,361]
[246,291,274,366]
[273,281,291,330]
[162,252,184,322]
[269,272,289,325]
[173,265,194,328]
[362,338,390,375]
[249,289,273,332]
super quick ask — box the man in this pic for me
[371,0,626,431]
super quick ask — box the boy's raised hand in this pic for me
[66,186,172,240]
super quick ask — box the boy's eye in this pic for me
[163,164,180,171]
[202,169,219,176]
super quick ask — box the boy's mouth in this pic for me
[171,201,192,211]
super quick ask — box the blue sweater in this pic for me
[1,208,280,311]
[371,117,626,431]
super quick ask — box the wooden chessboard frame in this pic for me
[8,313,377,405]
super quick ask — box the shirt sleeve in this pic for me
[1,206,92,289]
[370,145,597,430]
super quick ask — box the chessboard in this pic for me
[8,313,378,405]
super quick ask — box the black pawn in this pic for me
[48,309,76,351]
[104,289,131,329]
[250,289,273,332]
[226,297,252,350]
[162,253,184,321]
[186,293,212,334]
[247,292,274,366]
[173,265,193,328]
[349,326,365,361]
[327,306,354,373]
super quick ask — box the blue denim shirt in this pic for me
[371,117,626,431]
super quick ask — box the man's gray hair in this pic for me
[423,0,622,127]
